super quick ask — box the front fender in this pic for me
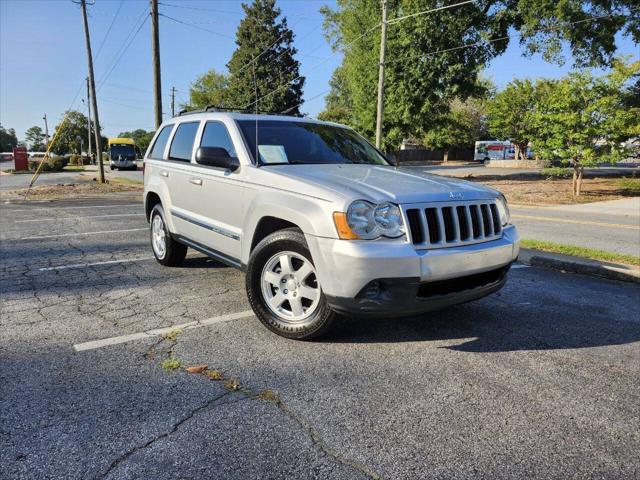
[241,190,337,265]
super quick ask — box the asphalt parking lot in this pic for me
[1,194,639,480]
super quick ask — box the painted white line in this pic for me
[39,256,154,271]
[511,264,531,269]
[21,227,147,240]
[16,213,142,223]
[7,203,140,212]
[73,310,254,352]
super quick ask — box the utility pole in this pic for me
[151,0,163,128]
[375,0,388,149]
[78,0,105,183]
[42,114,49,150]
[170,86,176,117]
[86,77,92,161]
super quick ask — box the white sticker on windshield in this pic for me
[258,145,288,164]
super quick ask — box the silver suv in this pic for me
[143,111,519,339]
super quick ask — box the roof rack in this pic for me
[177,105,303,117]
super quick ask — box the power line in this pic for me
[159,13,235,40]
[386,0,477,25]
[94,0,125,60]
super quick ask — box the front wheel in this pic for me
[150,204,187,266]
[246,228,338,340]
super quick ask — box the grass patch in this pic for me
[161,358,182,370]
[63,165,86,172]
[521,239,640,266]
[109,176,142,185]
[541,167,572,179]
[617,177,640,194]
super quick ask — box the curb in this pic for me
[519,249,640,284]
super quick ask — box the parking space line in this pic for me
[73,310,254,352]
[511,264,531,269]
[6,204,140,212]
[39,257,154,271]
[21,227,147,240]
[16,213,142,223]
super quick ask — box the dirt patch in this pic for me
[1,180,143,201]
[477,177,639,205]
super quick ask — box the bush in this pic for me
[69,154,90,166]
[28,156,65,172]
[542,167,572,179]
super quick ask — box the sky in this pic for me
[1,0,638,142]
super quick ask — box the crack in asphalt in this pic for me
[95,391,234,480]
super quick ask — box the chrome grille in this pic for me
[404,201,502,248]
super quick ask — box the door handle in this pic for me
[160,171,169,177]
[189,177,203,186]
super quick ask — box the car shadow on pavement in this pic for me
[324,288,640,353]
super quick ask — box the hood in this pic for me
[268,164,499,204]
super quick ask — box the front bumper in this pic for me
[306,225,519,316]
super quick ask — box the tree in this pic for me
[424,97,489,162]
[487,79,539,162]
[51,110,99,155]
[321,1,638,149]
[117,129,155,156]
[0,126,18,151]
[225,0,304,114]
[322,0,512,149]
[532,59,640,196]
[184,69,230,111]
[24,126,46,151]
[317,66,353,125]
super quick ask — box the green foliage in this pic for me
[617,177,640,194]
[542,167,573,179]
[532,59,640,169]
[0,126,18,151]
[24,126,46,151]
[117,129,155,156]
[225,0,304,114]
[423,97,489,152]
[52,111,100,155]
[509,1,639,68]
[487,79,539,160]
[317,66,353,125]
[28,156,64,172]
[185,69,229,110]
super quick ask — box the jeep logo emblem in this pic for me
[449,192,464,200]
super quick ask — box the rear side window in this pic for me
[200,121,237,158]
[149,125,173,159]
[169,122,199,162]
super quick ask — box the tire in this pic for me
[246,228,338,340]
[109,165,115,170]
[150,204,187,267]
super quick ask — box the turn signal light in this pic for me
[333,212,360,240]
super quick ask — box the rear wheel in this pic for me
[150,204,187,266]
[246,228,338,340]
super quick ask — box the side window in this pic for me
[168,122,199,162]
[149,125,173,159]
[199,121,237,158]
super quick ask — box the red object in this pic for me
[13,147,28,171]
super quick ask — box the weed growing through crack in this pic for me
[205,370,224,381]
[162,328,183,341]
[254,390,279,403]
[224,378,240,391]
[161,358,182,370]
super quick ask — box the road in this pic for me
[1,194,639,479]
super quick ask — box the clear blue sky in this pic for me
[1,0,638,141]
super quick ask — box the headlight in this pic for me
[342,200,405,240]
[496,194,510,226]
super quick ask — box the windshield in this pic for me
[110,144,136,159]
[237,120,388,166]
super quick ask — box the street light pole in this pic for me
[375,0,388,149]
[151,0,163,128]
[86,77,92,162]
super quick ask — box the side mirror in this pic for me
[196,147,240,171]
